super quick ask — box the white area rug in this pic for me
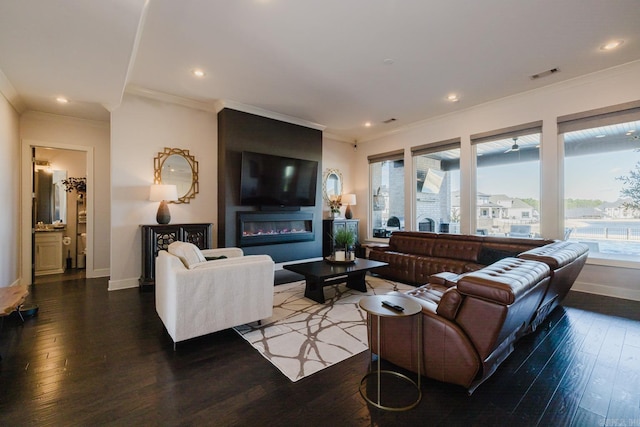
[234,275,413,382]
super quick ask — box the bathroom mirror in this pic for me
[323,168,343,203]
[35,169,67,224]
[154,147,199,204]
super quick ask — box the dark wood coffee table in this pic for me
[283,258,388,303]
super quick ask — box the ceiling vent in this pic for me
[530,68,560,80]
[383,118,397,124]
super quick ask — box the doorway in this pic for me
[21,140,94,286]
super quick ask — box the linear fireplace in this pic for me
[238,211,314,247]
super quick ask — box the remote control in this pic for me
[381,300,404,312]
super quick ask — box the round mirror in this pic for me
[323,168,343,203]
[154,148,199,204]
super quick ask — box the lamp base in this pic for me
[156,201,171,224]
[345,205,353,219]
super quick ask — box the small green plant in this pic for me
[333,228,356,248]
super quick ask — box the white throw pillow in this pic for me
[167,241,206,268]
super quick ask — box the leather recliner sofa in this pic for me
[369,231,556,285]
[368,232,588,393]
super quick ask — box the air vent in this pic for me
[530,68,560,80]
[383,118,397,124]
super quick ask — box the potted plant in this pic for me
[333,228,356,261]
[328,195,342,218]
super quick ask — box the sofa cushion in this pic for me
[518,241,588,269]
[168,241,206,268]
[456,258,550,305]
[433,236,482,263]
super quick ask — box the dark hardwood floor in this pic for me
[1,274,639,426]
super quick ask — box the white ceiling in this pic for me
[1,0,639,141]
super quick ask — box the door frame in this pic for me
[21,139,94,285]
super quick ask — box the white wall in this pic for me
[355,60,640,301]
[321,136,357,214]
[0,92,20,288]
[109,93,217,290]
[20,111,111,279]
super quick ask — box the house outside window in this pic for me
[369,150,404,239]
[471,122,542,237]
[560,103,640,261]
[411,139,460,234]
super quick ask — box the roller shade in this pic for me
[367,149,404,163]
[471,121,542,145]
[558,100,640,134]
[411,138,460,156]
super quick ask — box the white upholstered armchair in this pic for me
[155,242,275,347]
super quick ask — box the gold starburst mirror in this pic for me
[154,147,199,204]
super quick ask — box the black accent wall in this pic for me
[217,108,323,262]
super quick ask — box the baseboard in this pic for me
[572,279,640,302]
[108,277,139,291]
[87,268,110,279]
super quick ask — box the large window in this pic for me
[472,122,542,237]
[369,150,404,239]
[561,104,640,260]
[412,139,460,234]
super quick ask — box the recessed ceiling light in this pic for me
[596,134,606,138]
[364,122,372,127]
[56,96,69,104]
[626,130,636,135]
[601,40,624,51]
[447,94,459,102]
[192,69,206,77]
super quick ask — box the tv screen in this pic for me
[240,151,318,207]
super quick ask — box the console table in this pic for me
[139,223,212,290]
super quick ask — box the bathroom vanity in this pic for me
[35,230,65,276]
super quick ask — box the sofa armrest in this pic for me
[201,247,244,259]
[428,271,461,287]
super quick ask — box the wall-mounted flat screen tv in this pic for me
[240,151,318,207]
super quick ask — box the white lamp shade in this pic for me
[149,184,178,202]
[342,193,356,205]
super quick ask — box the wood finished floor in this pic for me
[1,275,639,426]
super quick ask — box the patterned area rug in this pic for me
[234,275,413,382]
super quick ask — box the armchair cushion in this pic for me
[168,241,206,268]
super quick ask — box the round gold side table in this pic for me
[358,294,422,411]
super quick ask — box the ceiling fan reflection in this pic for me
[504,137,520,153]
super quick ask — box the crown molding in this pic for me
[357,59,640,144]
[323,132,355,143]
[125,85,219,113]
[0,68,26,113]
[22,110,110,128]
[124,86,326,131]
[217,99,326,131]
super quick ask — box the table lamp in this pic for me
[342,193,357,219]
[149,184,178,224]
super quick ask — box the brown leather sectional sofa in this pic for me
[368,231,589,394]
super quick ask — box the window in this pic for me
[369,150,404,239]
[560,102,640,261]
[412,139,460,234]
[471,122,542,238]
